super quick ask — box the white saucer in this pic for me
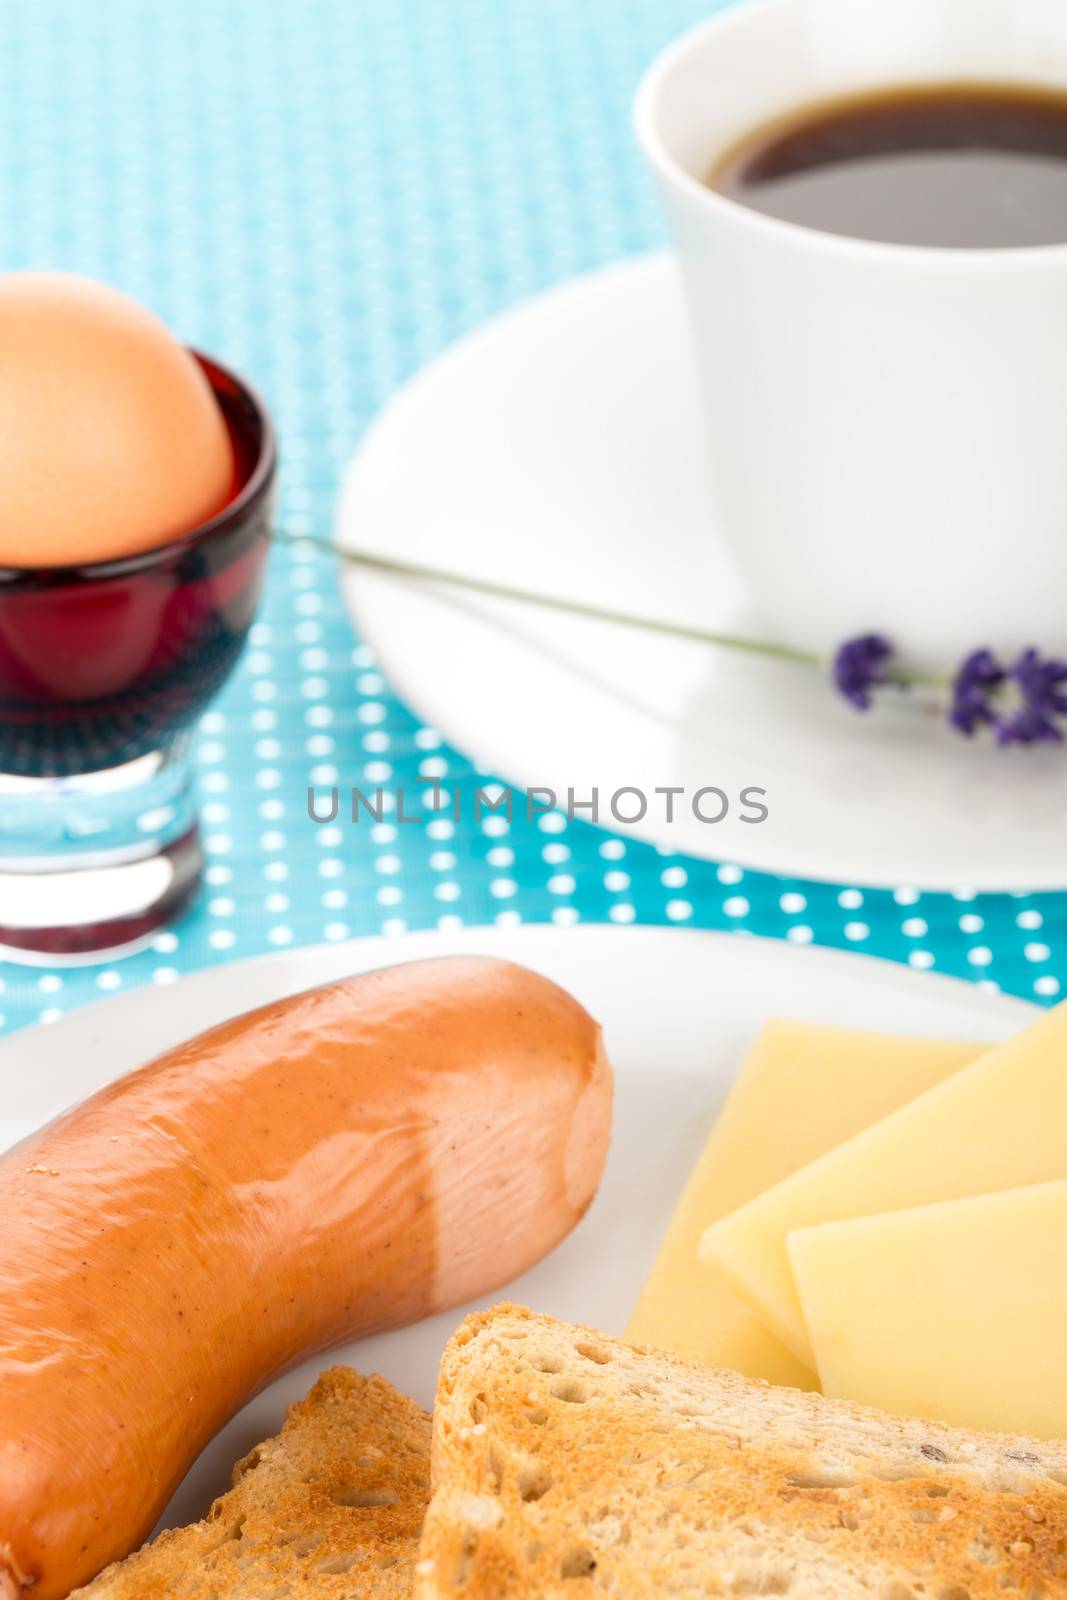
[0,923,1032,1532]
[337,253,1067,891]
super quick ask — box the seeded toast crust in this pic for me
[418,1305,1067,1598]
[75,1368,430,1598]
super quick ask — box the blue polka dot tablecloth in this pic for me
[0,0,1065,1033]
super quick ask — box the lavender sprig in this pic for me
[295,535,1067,750]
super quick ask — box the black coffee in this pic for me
[709,82,1067,247]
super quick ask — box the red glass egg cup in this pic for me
[0,354,276,961]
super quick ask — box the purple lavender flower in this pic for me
[996,648,1067,746]
[949,648,1004,737]
[832,633,895,711]
[949,646,1067,744]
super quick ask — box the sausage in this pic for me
[0,955,612,1599]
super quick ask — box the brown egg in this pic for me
[0,272,235,569]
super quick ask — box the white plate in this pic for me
[0,923,1033,1534]
[337,253,1067,892]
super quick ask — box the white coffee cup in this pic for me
[636,0,1067,672]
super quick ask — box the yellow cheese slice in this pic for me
[788,1179,1067,1438]
[626,1019,979,1387]
[701,1000,1055,1369]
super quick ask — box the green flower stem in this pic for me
[279,531,947,692]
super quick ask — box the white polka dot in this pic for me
[717,864,744,885]
[599,839,626,861]
[377,885,403,906]
[786,925,814,944]
[322,889,348,910]
[430,850,458,871]
[838,889,863,909]
[434,881,461,902]
[266,893,290,914]
[604,870,630,892]
[269,926,294,947]
[382,919,407,937]
[779,892,806,914]
[893,886,920,905]
[661,866,687,889]
[609,903,636,923]
[844,921,870,941]
[666,899,693,921]
[481,814,510,838]
[265,861,290,882]
[723,896,750,918]
[901,917,928,937]
[495,910,522,928]
[415,727,442,750]
[909,950,935,969]
[38,975,63,994]
[324,922,350,941]
[1025,942,1051,962]
[548,874,576,895]
[96,971,122,991]
[209,897,235,917]
[1035,975,1061,996]
[1017,909,1044,930]
[153,932,178,954]
[538,812,567,834]
[959,913,984,934]
[491,878,518,899]
[552,906,580,927]
[210,929,236,950]
[967,946,993,967]
[436,914,464,932]
[154,968,179,985]
[427,819,454,840]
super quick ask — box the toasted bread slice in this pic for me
[418,1306,1067,1598]
[76,1368,429,1598]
